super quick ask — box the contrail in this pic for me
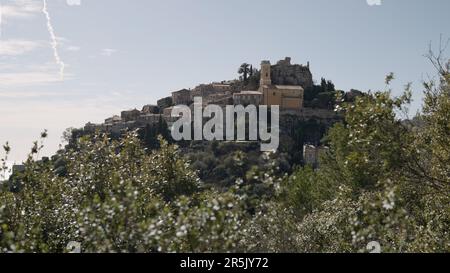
[42,0,65,80]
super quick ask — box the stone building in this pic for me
[191,83,232,100]
[111,122,132,135]
[258,60,304,111]
[205,94,233,106]
[303,144,329,167]
[163,107,174,118]
[121,109,141,122]
[105,115,122,125]
[204,92,232,104]
[157,96,174,110]
[12,165,25,175]
[142,105,160,115]
[172,89,192,105]
[211,83,232,93]
[138,114,162,125]
[162,106,189,125]
[84,122,105,133]
[233,91,263,106]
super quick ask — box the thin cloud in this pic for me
[0,71,64,86]
[366,0,382,6]
[66,45,81,52]
[1,0,41,20]
[0,90,63,99]
[1,0,42,38]
[0,39,44,56]
[66,0,82,6]
[101,48,118,57]
[0,63,73,86]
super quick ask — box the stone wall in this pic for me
[172,89,192,105]
[191,84,231,100]
[137,114,162,125]
[233,91,262,106]
[303,144,329,167]
[142,105,160,115]
[157,96,174,109]
[121,109,141,122]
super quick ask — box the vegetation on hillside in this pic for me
[0,56,449,253]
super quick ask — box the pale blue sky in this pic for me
[0,0,449,163]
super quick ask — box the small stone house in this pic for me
[157,96,174,109]
[105,115,122,125]
[121,109,141,122]
[233,91,263,106]
[172,89,192,105]
[142,105,160,115]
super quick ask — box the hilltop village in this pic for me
[85,58,342,129]
[5,58,363,187]
[81,57,358,166]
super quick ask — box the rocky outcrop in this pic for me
[271,57,313,88]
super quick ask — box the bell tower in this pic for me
[260,60,272,86]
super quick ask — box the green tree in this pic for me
[238,63,251,83]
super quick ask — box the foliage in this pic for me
[0,133,247,253]
[1,58,449,253]
[238,63,251,83]
[275,65,450,252]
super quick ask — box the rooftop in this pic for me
[235,91,263,95]
[274,85,304,90]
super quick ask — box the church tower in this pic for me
[260,60,272,86]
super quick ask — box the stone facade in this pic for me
[162,106,187,124]
[258,60,304,111]
[157,96,173,109]
[303,144,328,167]
[12,165,25,175]
[137,114,162,125]
[105,115,122,125]
[260,85,304,111]
[233,91,263,106]
[260,61,272,86]
[191,83,232,100]
[121,109,141,122]
[210,96,233,107]
[163,107,173,118]
[111,122,132,135]
[211,83,232,93]
[84,122,106,133]
[172,89,192,105]
[204,92,232,104]
[142,105,160,115]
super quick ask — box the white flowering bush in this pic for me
[0,133,248,253]
[272,66,450,253]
